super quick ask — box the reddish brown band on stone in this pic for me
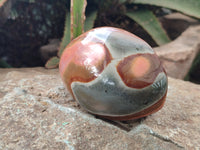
[117,54,163,89]
[60,41,112,93]
[99,92,167,121]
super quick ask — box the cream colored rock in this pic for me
[0,68,199,149]
[143,78,200,149]
[155,25,200,79]
[40,39,60,62]
[164,13,198,23]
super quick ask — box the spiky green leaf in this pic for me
[118,0,127,4]
[0,0,7,7]
[45,56,60,69]
[58,0,87,58]
[184,52,200,83]
[84,10,97,32]
[71,0,87,40]
[58,13,70,57]
[126,9,170,45]
[131,0,200,19]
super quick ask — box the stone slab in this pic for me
[0,68,199,149]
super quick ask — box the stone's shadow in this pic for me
[95,115,147,132]
[67,96,148,132]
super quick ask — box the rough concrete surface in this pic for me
[0,68,199,150]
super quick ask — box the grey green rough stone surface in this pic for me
[0,68,199,149]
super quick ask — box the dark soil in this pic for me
[0,0,68,67]
[0,0,191,68]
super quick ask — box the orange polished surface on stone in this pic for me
[117,54,163,89]
[60,40,112,92]
[131,56,150,78]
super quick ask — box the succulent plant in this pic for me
[45,0,200,69]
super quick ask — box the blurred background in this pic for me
[0,0,69,67]
[0,0,199,83]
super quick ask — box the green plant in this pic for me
[0,59,12,68]
[0,0,12,67]
[0,0,8,7]
[45,0,200,69]
[45,0,88,68]
[185,52,200,84]
[1,0,200,68]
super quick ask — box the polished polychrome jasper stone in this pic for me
[59,27,168,121]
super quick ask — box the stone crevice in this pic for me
[149,128,185,149]
[130,124,185,149]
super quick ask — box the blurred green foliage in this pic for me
[0,0,200,71]
[185,52,200,84]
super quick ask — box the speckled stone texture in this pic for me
[0,68,199,150]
